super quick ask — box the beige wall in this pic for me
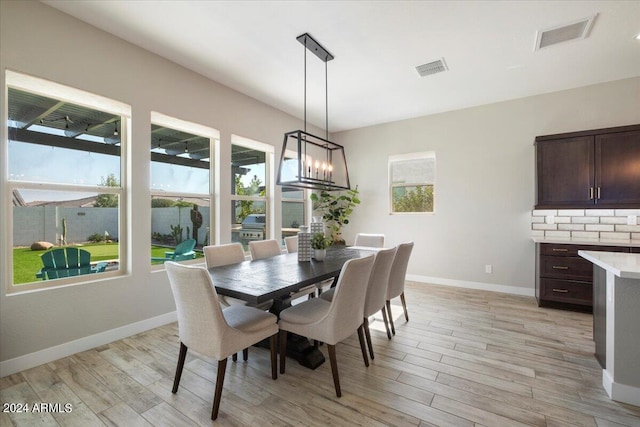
[0,1,323,368]
[335,77,640,291]
[1,0,639,372]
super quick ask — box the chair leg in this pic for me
[279,330,288,374]
[400,292,409,321]
[172,342,188,393]
[327,344,341,397]
[386,300,396,336]
[381,306,392,340]
[363,317,374,360]
[232,353,237,362]
[211,358,227,420]
[269,334,278,380]
[243,348,249,361]
[357,324,370,367]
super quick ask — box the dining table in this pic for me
[207,245,376,369]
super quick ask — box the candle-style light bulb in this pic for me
[315,160,320,179]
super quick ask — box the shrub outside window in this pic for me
[389,151,435,214]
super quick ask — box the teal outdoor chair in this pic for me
[36,247,108,280]
[153,239,197,263]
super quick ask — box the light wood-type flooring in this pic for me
[2,282,640,426]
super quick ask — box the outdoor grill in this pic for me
[239,214,266,243]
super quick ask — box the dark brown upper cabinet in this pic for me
[535,124,640,209]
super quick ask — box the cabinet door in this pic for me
[595,130,640,206]
[536,136,594,208]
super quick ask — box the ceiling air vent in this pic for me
[415,58,448,77]
[535,14,597,50]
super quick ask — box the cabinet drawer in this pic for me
[540,256,592,280]
[540,278,592,305]
[540,243,629,257]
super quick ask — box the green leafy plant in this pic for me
[94,173,119,207]
[311,232,331,250]
[170,224,183,244]
[87,233,105,243]
[310,186,360,245]
[392,185,433,212]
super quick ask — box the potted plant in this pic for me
[310,186,360,245]
[311,232,331,261]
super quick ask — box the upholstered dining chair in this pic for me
[284,235,298,253]
[165,262,278,420]
[203,242,272,361]
[354,233,385,248]
[386,241,414,337]
[279,254,375,397]
[321,246,397,360]
[249,239,282,260]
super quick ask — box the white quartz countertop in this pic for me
[532,237,640,247]
[578,251,640,279]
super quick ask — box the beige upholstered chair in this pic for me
[284,235,298,253]
[386,242,414,337]
[165,262,278,420]
[321,246,397,360]
[249,239,282,260]
[203,242,245,269]
[354,233,385,248]
[203,242,272,361]
[279,254,375,397]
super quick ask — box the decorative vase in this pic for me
[314,249,327,261]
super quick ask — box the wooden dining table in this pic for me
[207,245,376,368]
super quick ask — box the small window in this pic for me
[231,136,273,251]
[150,113,218,265]
[389,151,435,214]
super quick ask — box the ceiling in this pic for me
[42,1,640,133]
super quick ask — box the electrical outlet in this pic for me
[628,215,638,226]
[485,264,493,274]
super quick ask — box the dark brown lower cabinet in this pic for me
[535,243,631,312]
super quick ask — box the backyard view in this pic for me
[13,243,204,285]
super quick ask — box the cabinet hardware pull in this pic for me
[552,289,569,293]
[552,266,569,270]
[597,187,601,199]
[552,248,568,252]
[589,187,594,200]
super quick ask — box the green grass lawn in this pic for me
[13,243,202,285]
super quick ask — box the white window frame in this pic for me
[230,135,274,246]
[3,71,130,293]
[150,112,219,269]
[388,151,436,215]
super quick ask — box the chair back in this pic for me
[165,262,228,358]
[364,246,397,317]
[322,255,375,344]
[40,247,93,279]
[249,239,282,260]
[284,235,298,253]
[204,243,246,268]
[386,242,414,300]
[354,233,385,248]
[175,239,197,255]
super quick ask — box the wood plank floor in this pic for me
[2,282,639,426]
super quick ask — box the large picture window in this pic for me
[150,113,217,265]
[231,136,273,251]
[389,151,435,214]
[6,71,129,291]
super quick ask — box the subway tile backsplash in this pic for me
[531,209,640,241]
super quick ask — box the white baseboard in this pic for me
[407,274,535,297]
[603,369,640,407]
[0,311,177,378]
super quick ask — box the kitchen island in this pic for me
[578,250,640,407]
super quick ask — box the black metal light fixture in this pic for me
[276,33,351,191]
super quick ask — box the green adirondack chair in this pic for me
[152,238,197,263]
[35,247,108,280]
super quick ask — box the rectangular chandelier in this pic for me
[277,33,351,191]
[277,130,350,191]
